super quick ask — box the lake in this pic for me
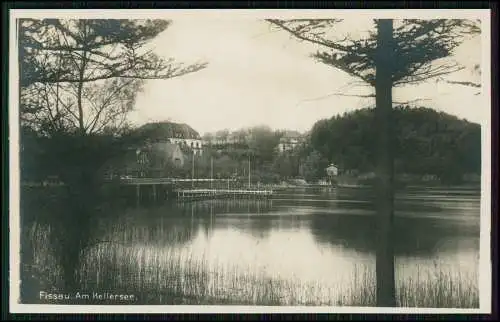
[22,185,481,307]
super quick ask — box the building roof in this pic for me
[279,137,301,143]
[280,130,303,139]
[136,121,201,141]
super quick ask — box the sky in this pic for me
[128,18,485,135]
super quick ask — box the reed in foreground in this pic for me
[22,222,479,307]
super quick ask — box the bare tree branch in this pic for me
[266,19,347,51]
[392,98,432,105]
[20,18,209,135]
[86,78,139,134]
[267,19,480,88]
[444,79,481,88]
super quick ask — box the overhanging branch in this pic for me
[445,80,481,88]
[266,19,349,52]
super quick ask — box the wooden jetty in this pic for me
[109,154,274,205]
[107,177,272,205]
[175,188,273,201]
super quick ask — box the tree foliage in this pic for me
[300,150,329,183]
[267,19,480,88]
[309,106,481,183]
[247,125,282,164]
[19,18,207,135]
[268,18,481,306]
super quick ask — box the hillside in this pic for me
[309,106,481,184]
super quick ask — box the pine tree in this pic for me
[267,18,480,306]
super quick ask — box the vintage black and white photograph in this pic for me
[9,9,491,314]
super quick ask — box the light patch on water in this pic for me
[22,186,481,306]
[272,198,370,204]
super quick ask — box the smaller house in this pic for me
[149,142,186,168]
[113,141,187,178]
[326,164,339,177]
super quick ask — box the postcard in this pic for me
[9,8,492,314]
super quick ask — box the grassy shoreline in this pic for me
[21,221,479,307]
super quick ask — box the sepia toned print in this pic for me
[9,9,491,314]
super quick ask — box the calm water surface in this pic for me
[84,185,480,303]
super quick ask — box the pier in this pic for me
[175,188,273,201]
[112,154,277,205]
[109,177,274,205]
[104,154,283,205]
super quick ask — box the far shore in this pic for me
[20,172,481,190]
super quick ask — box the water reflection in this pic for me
[23,185,481,306]
[309,213,479,256]
[95,186,480,260]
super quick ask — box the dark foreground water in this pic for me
[22,185,481,307]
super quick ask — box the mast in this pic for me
[248,155,251,188]
[192,151,194,188]
[211,156,213,189]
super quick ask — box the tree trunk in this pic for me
[374,19,396,307]
[77,70,86,133]
[77,31,89,134]
[58,145,97,293]
[60,174,94,293]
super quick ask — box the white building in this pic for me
[278,137,303,152]
[326,164,339,177]
[168,137,203,155]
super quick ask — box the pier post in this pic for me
[136,184,140,207]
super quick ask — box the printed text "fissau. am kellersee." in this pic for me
[39,291,136,301]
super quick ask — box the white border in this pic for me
[9,9,492,314]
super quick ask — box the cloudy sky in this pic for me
[126,17,486,135]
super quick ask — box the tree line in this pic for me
[21,105,481,186]
[309,106,481,184]
[18,16,482,307]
